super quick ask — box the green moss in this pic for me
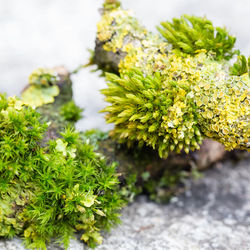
[158,15,239,60]
[60,101,84,122]
[101,68,202,158]
[80,129,109,151]
[0,94,124,249]
[230,54,250,76]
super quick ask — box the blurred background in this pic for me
[1,0,250,131]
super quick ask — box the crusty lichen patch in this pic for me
[22,68,60,108]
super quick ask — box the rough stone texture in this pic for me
[1,157,249,250]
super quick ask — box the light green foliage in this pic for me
[22,84,59,108]
[230,55,250,76]
[22,68,60,108]
[60,101,84,122]
[0,94,124,249]
[158,15,238,60]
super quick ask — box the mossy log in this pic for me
[93,6,233,171]
[21,64,247,203]
[93,2,249,155]
[32,67,226,170]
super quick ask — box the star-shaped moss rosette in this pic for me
[22,68,60,108]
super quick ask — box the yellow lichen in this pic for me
[22,68,60,108]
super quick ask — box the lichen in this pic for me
[97,5,250,157]
[0,94,124,249]
[22,68,60,108]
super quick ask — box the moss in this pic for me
[97,6,250,157]
[0,94,124,249]
[80,129,109,151]
[101,67,202,158]
[81,129,198,203]
[60,100,84,122]
[230,55,250,76]
[158,15,239,60]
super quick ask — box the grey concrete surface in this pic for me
[0,1,250,249]
[1,159,250,250]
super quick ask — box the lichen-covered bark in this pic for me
[93,6,233,168]
[93,3,249,162]
[24,66,73,144]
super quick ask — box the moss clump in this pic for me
[0,94,124,249]
[60,100,84,122]
[22,68,60,108]
[101,66,202,158]
[158,15,238,60]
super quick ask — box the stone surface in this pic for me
[1,158,249,249]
